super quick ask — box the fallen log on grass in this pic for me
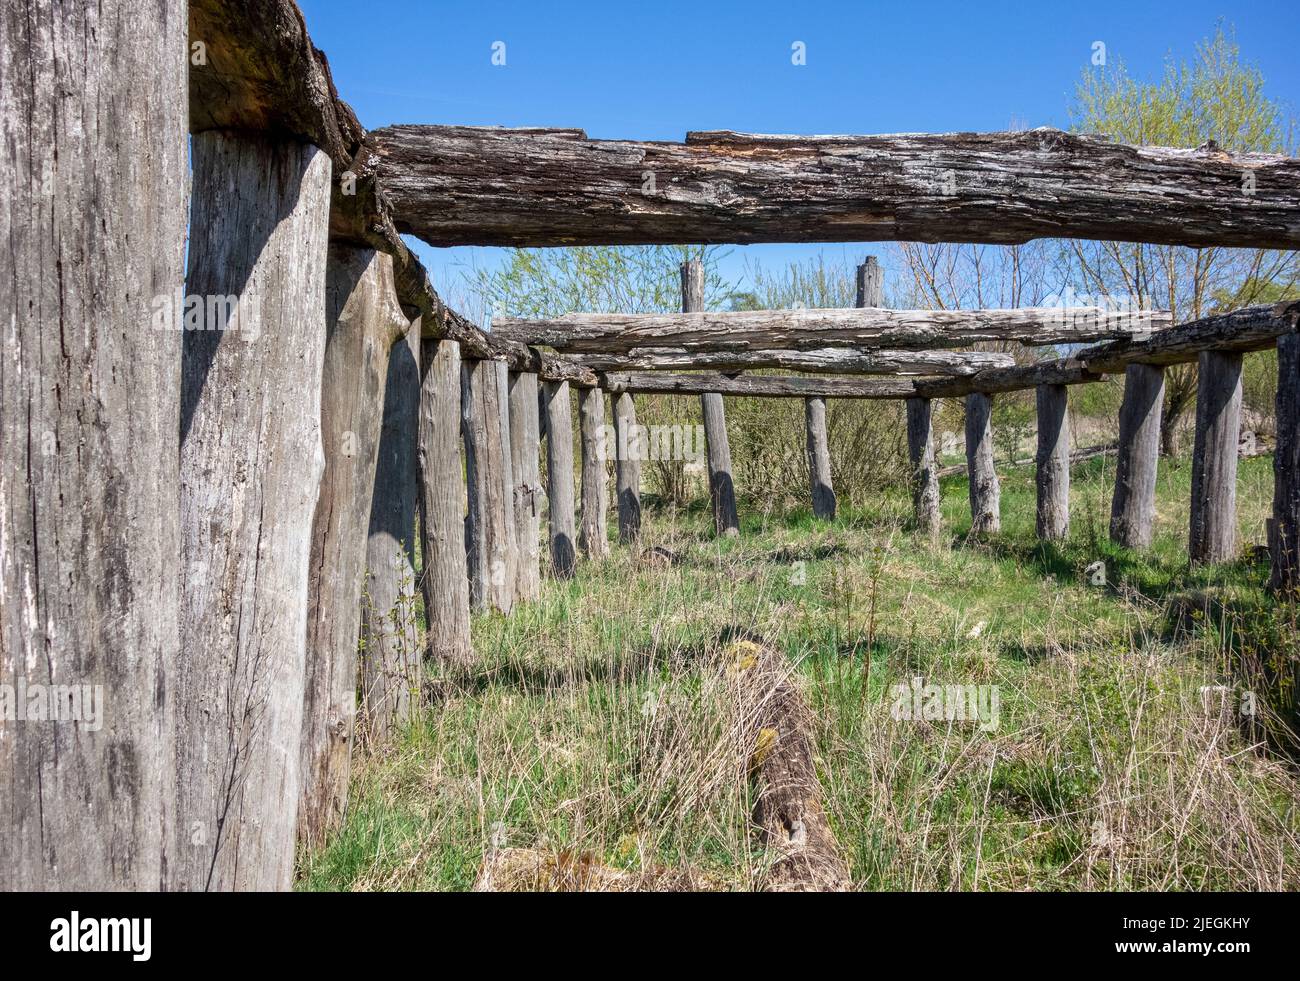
[720,632,851,892]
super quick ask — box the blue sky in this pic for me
[299,0,1299,314]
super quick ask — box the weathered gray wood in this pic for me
[1078,306,1290,372]
[1110,364,1165,548]
[805,398,836,520]
[856,255,884,308]
[563,346,1013,376]
[300,246,408,845]
[462,359,517,612]
[1271,330,1300,594]
[916,360,1104,399]
[601,372,919,399]
[543,381,579,578]
[508,371,543,602]
[579,387,610,559]
[0,0,186,890]
[1189,351,1244,565]
[374,125,1300,250]
[177,132,331,891]
[906,398,942,539]
[417,340,472,668]
[1035,384,1071,541]
[683,261,741,536]
[614,393,644,543]
[493,305,1163,353]
[493,362,521,602]
[361,319,422,739]
[965,393,1001,535]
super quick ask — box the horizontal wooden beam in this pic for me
[562,347,1014,376]
[1076,304,1295,372]
[599,372,919,399]
[494,306,1170,353]
[913,361,1104,399]
[373,125,1300,249]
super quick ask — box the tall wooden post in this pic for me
[687,260,740,536]
[543,381,579,577]
[177,133,331,891]
[1,0,187,889]
[804,397,836,519]
[1035,384,1071,541]
[965,392,1001,535]
[1110,363,1165,548]
[300,246,408,845]
[509,371,543,602]
[361,320,422,738]
[579,387,610,558]
[855,255,884,308]
[1189,350,1243,564]
[417,340,472,667]
[906,397,942,538]
[1271,331,1300,594]
[462,358,517,613]
[614,393,644,543]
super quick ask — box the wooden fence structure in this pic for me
[3,0,1299,890]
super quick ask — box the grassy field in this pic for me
[299,452,1300,891]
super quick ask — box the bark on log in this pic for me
[683,261,741,536]
[1110,364,1165,548]
[1272,330,1300,594]
[600,372,918,399]
[720,633,851,892]
[543,381,579,578]
[177,132,330,891]
[1189,351,1244,565]
[906,398,942,539]
[1078,306,1290,372]
[417,340,472,668]
[373,125,1300,250]
[0,0,187,890]
[1035,384,1071,541]
[462,359,517,612]
[508,372,543,602]
[614,393,644,543]
[965,393,1001,535]
[579,387,610,559]
[361,320,422,739]
[493,306,1166,353]
[300,246,408,846]
[563,346,1013,376]
[805,398,836,519]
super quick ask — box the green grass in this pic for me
[299,451,1300,891]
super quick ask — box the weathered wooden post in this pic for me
[580,387,611,558]
[177,132,332,891]
[804,397,836,519]
[544,381,579,577]
[1189,350,1243,564]
[686,260,741,536]
[462,358,517,612]
[1271,329,1300,594]
[361,321,422,738]
[1,0,186,889]
[965,392,1001,535]
[1035,384,1071,541]
[1110,364,1165,548]
[417,340,472,666]
[906,397,942,538]
[300,246,409,844]
[614,392,644,543]
[494,361,522,600]
[855,255,884,309]
[509,371,543,602]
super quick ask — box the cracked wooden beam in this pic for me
[373,125,1300,249]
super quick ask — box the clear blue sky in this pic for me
[299,0,1299,315]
